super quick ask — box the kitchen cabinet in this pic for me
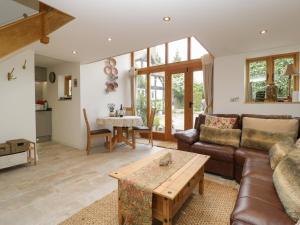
[36,110,52,142]
[35,66,47,82]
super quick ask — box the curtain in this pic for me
[129,67,137,115]
[202,54,214,114]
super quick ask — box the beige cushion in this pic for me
[243,117,299,140]
[296,138,300,148]
[241,128,294,151]
[200,125,241,148]
[273,150,300,222]
[269,140,295,170]
[205,115,237,129]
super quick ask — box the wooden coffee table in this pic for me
[110,150,210,225]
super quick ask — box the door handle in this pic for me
[189,102,193,108]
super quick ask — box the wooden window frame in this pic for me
[246,52,299,102]
[64,75,72,96]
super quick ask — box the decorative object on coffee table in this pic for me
[110,149,210,225]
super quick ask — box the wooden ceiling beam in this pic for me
[0,3,74,59]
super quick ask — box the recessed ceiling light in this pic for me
[72,50,77,55]
[260,29,268,35]
[163,16,171,22]
[108,37,112,42]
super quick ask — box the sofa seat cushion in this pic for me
[242,158,272,176]
[235,148,268,166]
[231,197,294,225]
[191,142,235,162]
[239,176,283,210]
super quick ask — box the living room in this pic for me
[0,1,299,225]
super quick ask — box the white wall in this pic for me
[80,54,131,146]
[214,45,300,117]
[46,62,83,149]
[0,50,35,142]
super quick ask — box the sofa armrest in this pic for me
[174,129,199,144]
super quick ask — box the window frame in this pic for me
[245,52,299,102]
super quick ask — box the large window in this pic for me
[136,75,147,124]
[150,73,165,132]
[168,38,188,63]
[133,36,207,67]
[246,53,299,102]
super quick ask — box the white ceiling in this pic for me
[29,0,300,64]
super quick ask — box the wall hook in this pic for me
[22,60,27,70]
[8,68,16,81]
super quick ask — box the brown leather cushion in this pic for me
[90,129,111,135]
[191,142,235,162]
[239,176,283,210]
[231,196,294,225]
[174,129,199,144]
[242,158,272,177]
[132,126,150,131]
[235,148,268,166]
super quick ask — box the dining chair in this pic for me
[83,108,112,155]
[132,108,156,149]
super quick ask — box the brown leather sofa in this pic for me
[174,114,299,225]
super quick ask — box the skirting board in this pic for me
[0,152,27,170]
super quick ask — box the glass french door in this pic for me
[136,68,203,141]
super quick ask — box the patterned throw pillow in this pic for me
[205,115,237,129]
[269,140,295,170]
[241,128,294,151]
[273,150,300,222]
[199,125,241,148]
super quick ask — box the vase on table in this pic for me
[266,83,278,102]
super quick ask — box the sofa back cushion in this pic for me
[199,125,241,148]
[243,117,299,140]
[269,140,296,170]
[241,128,294,151]
[273,150,300,222]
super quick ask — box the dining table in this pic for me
[96,116,143,149]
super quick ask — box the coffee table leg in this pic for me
[163,197,172,225]
[118,183,123,225]
[199,167,204,195]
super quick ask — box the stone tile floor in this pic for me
[0,141,237,225]
[0,142,160,225]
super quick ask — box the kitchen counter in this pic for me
[36,108,52,112]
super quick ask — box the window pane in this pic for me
[150,73,165,132]
[274,57,294,98]
[150,44,165,66]
[135,75,147,124]
[134,49,147,69]
[168,38,188,63]
[191,37,208,59]
[248,60,267,101]
[172,73,185,133]
[193,71,204,123]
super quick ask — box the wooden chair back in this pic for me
[124,107,135,116]
[83,108,91,133]
[148,108,156,129]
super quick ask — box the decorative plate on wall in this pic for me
[104,66,112,75]
[111,67,118,76]
[108,58,117,67]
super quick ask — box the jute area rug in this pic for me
[60,178,238,225]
